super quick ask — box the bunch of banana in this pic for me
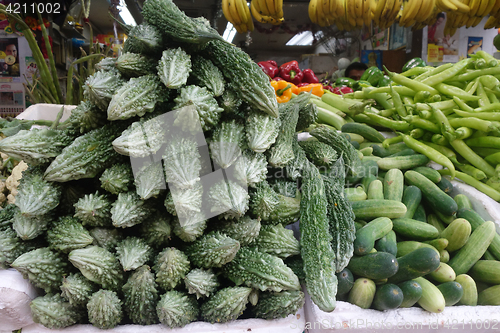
[436,0,471,13]
[442,0,498,32]
[371,0,403,29]
[399,0,437,28]
[222,0,255,33]
[250,0,284,25]
[308,0,370,30]
[411,5,440,30]
[484,1,500,29]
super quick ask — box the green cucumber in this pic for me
[351,199,407,220]
[402,185,422,219]
[392,218,440,241]
[387,148,416,157]
[367,179,384,200]
[398,280,422,308]
[354,221,367,231]
[469,260,500,284]
[396,241,439,257]
[341,123,385,143]
[371,144,390,157]
[336,268,355,296]
[426,214,446,234]
[372,284,404,310]
[440,218,471,252]
[483,249,497,260]
[413,203,427,222]
[412,166,442,183]
[361,174,378,192]
[448,221,496,275]
[437,281,464,306]
[457,208,500,261]
[351,140,360,149]
[345,186,367,202]
[347,278,376,309]
[383,169,404,202]
[436,176,453,194]
[433,209,456,225]
[454,194,472,210]
[404,170,458,217]
[428,262,456,283]
[347,252,399,280]
[385,142,410,155]
[377,154,430,171]
[440,249,450,263]
[414,277,446,313]
[359,146,374,156]
[478,285,500,305]
[455,274,477,306]
[374,230,397,256]
[388,247,440,284]
[353,217,393,255]
[424,238,449,251]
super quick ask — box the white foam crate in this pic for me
[303,180,500,332]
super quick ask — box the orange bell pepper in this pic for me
[271,80,295,103]
[295,83,324,97]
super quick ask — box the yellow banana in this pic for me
[222,0,236,24]
[320,0,332,20]
[419,0,436,22]
[415,0,429,22]
[468,0,480,15]
[317,3,329,26]
[346,0,358,26]
[309,0,319,23]
[399,0,410,23]
[448,0,471,12]
[474,0,486,16]
[388,0,403,22]
[252,0,271,23]
[275,0,284,18]
[380,0,395,21]
[372,0,388,24]
[329,0,338,18]
[336,18,346,30]
[437,0,458,10]
[337,0,347,19]
[355,0,364,21]
[491,0,500,16]
[235,0,250,24]
[228,0,243,24]
[471,15,482,26]
[243,0,255,29]
[404,0,420,24]
[256,0,271,15]
[266,0,277,16]
[485,15,497,29]
[246,16,254,31]
[363,0,372,26]
[481,0,496,17]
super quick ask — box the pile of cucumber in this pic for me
[337,125,500,312]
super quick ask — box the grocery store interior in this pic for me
[1,0,500,331]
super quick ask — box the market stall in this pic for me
[0,0,500,332]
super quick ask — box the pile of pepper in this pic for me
[258,60,324,102]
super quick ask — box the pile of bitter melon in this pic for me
[0,0,358,329]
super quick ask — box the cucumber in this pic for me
[412,203,427,222]
[436,176,453,194]
[359,146,373,156]
[469,260,500,284]
[426,214,446,234]
[336,267,355,296]
[397,241,440,257]
[371,144,390,158]
[398,280,422,308]
[440,218,471,252]
[361,174,377,192]
[454,194,472,210]
[372,283,404,310]
[428,262,456,283]
[437,281,464,306]
[412,166,442,183]
[387,148,416,157]
[388,247,440,284]
[440,249,450,263]
[351,140,360,149]
[383,169,404,202]
[373,278,388,285]
[433,209,456,225]
[402,185,422,219]
[374,230,397,256]
[392,218,440,241]
[404,170,458,217]
[347,278,376,309]
[424,238,449,251]
[347,252,399,280]
[457,208,500,261]
[341,123,385,143]
[351,199,407,220]
[448,221,496,275]
[455,274,477,306]
[367,179,384,200]
[478,285,500,305]
[385,142,411,156]
[483,249,497,260]
[353,217,393,255]
[476,281,491,294]
[414,277,446,313]
[344,132,365,143]
[377,154,430,171]
[354,221,367,231]
[345,186,367,202]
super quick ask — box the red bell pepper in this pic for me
[332,86,354,95]
[323,85,335,93]
[302,69,319,84]
[272,76,285,81]
[279,60,303,85]
[258,60,279,79]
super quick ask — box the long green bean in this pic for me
[449,116,500,134]
[439,169,500,201]
[414,63,453,82]
[364,112,412,131]
[422,59,472,86]
[454,109,500,121]
[384,67,439,95]
[449,139,496,178]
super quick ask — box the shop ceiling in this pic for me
[87,0,343,58]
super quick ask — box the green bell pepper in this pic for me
[402,57,427,72]
[335,77,357,88]
[377,75,391,87]
[360,66,384,86]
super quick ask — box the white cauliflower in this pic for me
[6,160,28,198]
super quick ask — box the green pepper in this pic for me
[401,57,426,72]
[352,80,372,91]
[360,66,384,86]
[335,77,357,88]
[377,75,391,87]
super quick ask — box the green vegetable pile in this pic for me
[314,52,500,202]
[0,0,358,328]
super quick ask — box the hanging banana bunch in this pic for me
[398,0,437,28]
[308,0,369,30]
[250,0,284,25]
[222,0,255,33]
